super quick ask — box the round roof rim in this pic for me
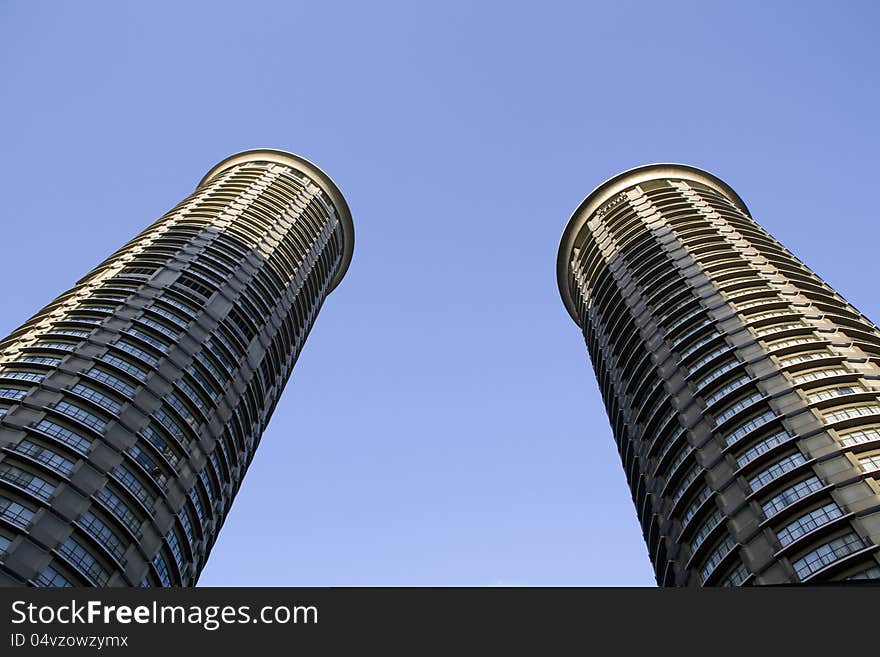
[556,163,750,327]
[198,148,354,294]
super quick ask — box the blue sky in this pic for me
[1,1,878,585]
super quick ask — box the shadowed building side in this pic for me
[557,164,880,585]
[0,149,353,586]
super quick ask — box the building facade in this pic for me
[557,165,880,585]
[0,149,353,586]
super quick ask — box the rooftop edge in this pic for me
[556,163,750,328]
[198,148,354,294]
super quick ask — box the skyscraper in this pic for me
[557,164,880,585]
[0,149,353,586]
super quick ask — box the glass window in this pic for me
[792,533,865,580]
[193,351,225,386]
[136,316,180,340]
[659,444,693,480]
[34,565,73,587]
[112,464,154,509]
[166,528,185,573]
[792,368,848,385]
[209,450,227,485]
[127,445,164,487]
[748,453,807,491]
[735,297,780,311]
[702,374,751,408]
[0,370,45,383]
[767,337,817,351]
[696,360,740,389]
[77,511,126,562]
[57,536,109,586]
[671,319,715,353]
[718,561,750,587]
[84,367,135,397]
[119,266,157,280]
[0,463,55,501]
[839,427,880,448]
[762,476,824,518]
[42,416,88,449]
[0,496,34,528]
[746,309,793,323]
[188,488,205,526]
[858,454,880,473]
[179,505,196,546]
[723,411,776,447]
[175,378,208,413]
[141,425,179,467]
[700,534,737,583]
[124,328,168,351]
[99,353,148,381]
[680,486,712,528]
[199,469,216,507]
[690,507,724,552]
[215,431,235,468]
[223,309,254,348]
[0,387,27,401]
[823,405,880,424]
[664,307,705,335]
[152,552,172,587]
[94,487,141,536]
[807,386,864,403]
[778,352,832,367]
[64,314,104,325]
[725,285,767,300]
[755,322,806,337]
[846,565,880,580]
[19,356,61,367]
[148,305,189,328]
[89,292,127,302]
[688,346,731,375]
[165,393,198,428]
[175,275,215,301]
[777,502,843,547]
[714,392,764,427]
[154,408,185,442]
[736,430,792,469]
[160,295,198,317]
[52,401,106,434]
[206,339,235,373]
[114,340,159,366]
[212,330,242,361]
[71,383,121,415]
[13,440,75,476]
[20,356,61,367]
[50,328,91,338]
[34,341,77,352]
[670,463,701,506]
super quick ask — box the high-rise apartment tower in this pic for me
[557,164,880,585]
[0,149,353,586]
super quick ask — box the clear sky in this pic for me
[1,1,878,586]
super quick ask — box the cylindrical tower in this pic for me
[0,149,353,586]
[557,165,880,585]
